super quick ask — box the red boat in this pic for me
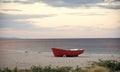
[52,48,84,57]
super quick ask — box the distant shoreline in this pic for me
[0,37,120,40]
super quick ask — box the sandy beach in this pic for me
[0,49,120,69]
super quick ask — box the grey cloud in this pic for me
[0,0,120,9]
[76,26,100,31]
[117,20,120,23]
[0,13,34,30]
[97,5,120,10]
[0,13,56,30]
[115,0,120,1]
[65,12,106,16]
[0,19,54,30]
[1,0,119,4]
[0,12,55,30]
[54,25,120,32]
[0,0,39,4]
[112,0,120,2]
[55,25,102,31]
[0,13,56,20]
[0,20,34,30]
[40,0,120,9]
[40,0,103,8]
[1,9,22,12]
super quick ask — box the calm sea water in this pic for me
[0,38,120,54]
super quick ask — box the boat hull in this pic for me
[52,48,84,57]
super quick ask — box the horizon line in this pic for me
[0,37,120,39]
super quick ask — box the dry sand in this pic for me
[0,50,120,69]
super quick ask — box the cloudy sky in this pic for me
[0,0,120,38]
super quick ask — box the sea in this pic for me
[0,38,120,54]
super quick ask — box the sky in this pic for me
[0,0,120,38]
